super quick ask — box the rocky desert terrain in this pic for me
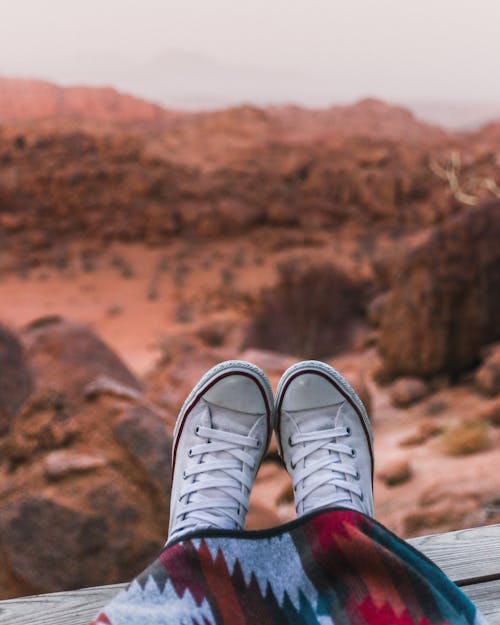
[0,78,499,599]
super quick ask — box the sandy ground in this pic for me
[1,240,499,538]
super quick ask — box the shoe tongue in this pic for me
[293,403,352,512]
[296,403,342,433]
[205,400,258,436]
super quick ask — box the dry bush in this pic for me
[244,259,368,359]
[79,248,98,272]
[110,253,134,279]
[175,303,192,324]
[441,419,490,456]
[197,318,235,347]
[430,151,500,206]
[197,325,225,347]
[173,263,189,287]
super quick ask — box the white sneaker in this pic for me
[167,360,274,544]
[275,360,374,518]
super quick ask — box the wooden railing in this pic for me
[0,523,499,625]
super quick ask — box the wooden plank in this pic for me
[462,580,500,625]
[0,584,124,625]
[407,523,500,585]
[0,579,498,625]
[0,524,499,625]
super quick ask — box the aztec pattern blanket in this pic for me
[90,508,488,625]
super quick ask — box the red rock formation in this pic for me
[0,324,32,435]
[268,98,450,144]
[0,122,452,270]
[0,80,499,595]
[0,77,175,124]
[377,201,500,378]
[475,344,500,396]
[22,316,142,400]
[0,320,171,599]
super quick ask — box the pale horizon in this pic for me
[2,1,500,127]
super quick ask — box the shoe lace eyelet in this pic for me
[255,439,261,448]
[182,470,187,479]
[290,460,296,469]
[350,448,357,458]
[360,493,364,501]
[288,436,294,446]
[195,426,200,435]
[188,448,193,457]
[355,470,360,481]
[346,426,352,436]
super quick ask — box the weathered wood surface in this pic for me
[0,523,498,625]
[0,584,124,625]
[463,580,500,625]
[408,522,500,586]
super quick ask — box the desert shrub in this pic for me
[79,248,98,272]
[232,248,246,268]
[156,255,169,272]
[441,419,490,456]
[244,259,368,359]
[175,303,192,324]
[197,319,234,347]
[110,253,134,278]
[173,263,189,287]
[220,267,234,286]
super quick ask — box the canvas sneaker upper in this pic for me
[167,361,274,544]
[275,361,374,518]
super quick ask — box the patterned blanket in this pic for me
[90,508,488,625]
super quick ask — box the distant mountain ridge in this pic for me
[0,77,449,145]
[0,77,177,124]
[1,75,499,275]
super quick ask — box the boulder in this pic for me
[343,370,372,419]
[367,293,388,327]
[0,483,160,594]
[239,348,296,377]
[403,498,478,536]
[479,398,500,427]
[113,406,172,502]
[248,461,294,528]
[399,419,443,447]
[378,201,500,378]
[377,459,412,486]
[390,377,430,407]
[0,323,32,434]
[21,317,142,401]
[0,321,172,599]
[44,450,107,481]
[475,344,500,396]
[328,355,373,419]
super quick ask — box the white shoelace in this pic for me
[170,425,260,541]
[290,426,363,514]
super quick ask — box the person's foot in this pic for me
[275,360,373,518]
[167,360,274,544]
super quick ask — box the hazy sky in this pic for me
[1,0,500,108]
